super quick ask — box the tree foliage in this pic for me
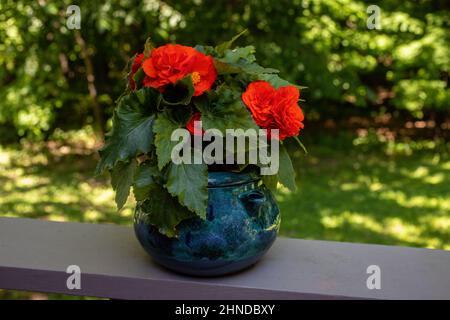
[0,0,449,140]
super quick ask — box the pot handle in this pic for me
[239,190,266,217]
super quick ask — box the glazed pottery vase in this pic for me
[134,171,280,276]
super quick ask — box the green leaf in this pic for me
[125,53,137,80]
[111,159,137,210]
[135,86,161,107]
[222,46,256,63]
[215,29,248,55]
[257,73,307,89]
[133,161,160,201]
[153,112,183,170]
[293,136,308,154]
[194,45,217,57]
[137,185,196,238]
[238,63,279,75]
[144,37,154,58]
[257,74,292,88]
[217,46,279,75]
[161,75,195,106]
[262,174,279,193]
[258,144,298,193]
[198,101,255,132]
[95,87,161,175]
[195,91,258,157]
[133,68,145,89]
[213,59,242,75]
[165,161,208,219]
[194,88,258,132]
[278,144,297,192]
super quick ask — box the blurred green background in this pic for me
[0,0,449,299]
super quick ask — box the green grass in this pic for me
[0,129,449,299]
[282,136,450,249]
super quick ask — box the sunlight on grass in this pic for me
[427,216,450,233]
[0,141,132,226]
[0,131,449,299]
[279,135,450,250]
[321,211,383,234]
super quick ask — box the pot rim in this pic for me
[207,171,260,188]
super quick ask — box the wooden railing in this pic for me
[0,217,449,299]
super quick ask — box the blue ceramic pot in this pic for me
[134,171,280,276]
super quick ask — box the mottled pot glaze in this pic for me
[134,171,280,276]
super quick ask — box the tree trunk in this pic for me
[74,30,104,140]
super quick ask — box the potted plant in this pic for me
[96,32,306,276]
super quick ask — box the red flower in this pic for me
[142,44,195,89]
[242,81,304,140]
[188,52,217,96]
[128,53,144,90]
[241,81,275,128]
[186,112,204,136]
[141,44,216,96]
[272,86,304,140]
